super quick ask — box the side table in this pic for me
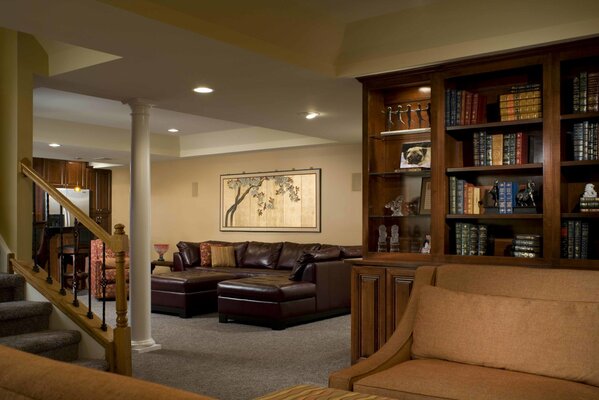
[151,259,174,273]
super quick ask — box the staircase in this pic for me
[0,272,108,370]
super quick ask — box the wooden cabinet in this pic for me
[42,159,66,186]
[90,168,112,233]
[358,37,599,270]
[63,161,88,189]
[351,263,416,364]
[353,37,599,363]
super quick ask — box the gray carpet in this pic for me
[91,298,351,400]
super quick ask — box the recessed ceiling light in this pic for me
[419,86,431,93]
[193,86,213,94]
[48,143,61,147]
[305,112,320,120]
[168,128,180,133]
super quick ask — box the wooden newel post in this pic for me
[110,223,132,376]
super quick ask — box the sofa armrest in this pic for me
[328,265,437,391]
[172,252,185,271]
[302,260,351,312]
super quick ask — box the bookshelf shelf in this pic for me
[562,212,599,219]
[445,118,543,132]
[446,214,543,220]
[369,170,431,177]
[560,112,599,121]
[369,214,431,219]
[561,160,599,168]
[443,254,548,266]
[446,163,543,174]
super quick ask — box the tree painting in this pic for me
[223,175,300,227]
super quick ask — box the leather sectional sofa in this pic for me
[151,241,361,329]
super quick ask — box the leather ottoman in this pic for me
[217,275,316,330]
[151,270,236,318]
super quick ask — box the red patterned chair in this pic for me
[90,239,130,300]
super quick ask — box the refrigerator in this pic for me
[47,188,91,227]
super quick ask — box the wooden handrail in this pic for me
[18,158,132,375]
[20,159,110,244]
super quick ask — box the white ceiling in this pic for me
[1,0,598,166]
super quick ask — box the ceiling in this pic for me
[1,0,598,166]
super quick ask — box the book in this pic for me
[464,91,473,125]
[449,176,457,214]
[498,181,507,214]
[455,222,463,255]
[573,75,580,113]
[580,71,588,113]
[560,222,568,257]
[492,134,503,166]
[574,220,582,259]
[515,132,528,164]
[581,222,589,259]
[567,220,575,259]
[466,184,474,214]
[457,179,465,214]
[473,187,481,215]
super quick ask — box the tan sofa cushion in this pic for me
[354,359,599,400]
[412,285,599,387]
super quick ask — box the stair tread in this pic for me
[0,329,81,355]
[0,300,52,321]
[71,358,110,371]
[0,273,25,289]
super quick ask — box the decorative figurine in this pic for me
[385,195,404,216]
[381,106,395,132]
[583,183,597,198]
[489,179,500,207]
[390,225,400,252]
[377,225,388,252]
[421,234,431,254]
[516,180,536,207]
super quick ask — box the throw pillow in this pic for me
[199,242,213,266]
[412,285,599,387]
[210,246,236,267]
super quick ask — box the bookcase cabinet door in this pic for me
[351,266,386,364]
[385,269,414,340]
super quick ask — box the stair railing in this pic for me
[16,158,131,375]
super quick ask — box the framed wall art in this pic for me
[220,168,321,232]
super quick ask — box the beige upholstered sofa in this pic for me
[330,264,599,400]
[0,345,215,400]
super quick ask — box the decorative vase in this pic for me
[153,243,169,262]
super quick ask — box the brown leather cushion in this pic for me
[217,276,315,302]
[241,241,283,269]
[289,247,342,281]
[340,245,362,259]
[276,242,320,269]
[176,241,200,266]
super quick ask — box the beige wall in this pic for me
[111,143,362,261]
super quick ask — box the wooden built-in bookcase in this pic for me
[351,37,599,363]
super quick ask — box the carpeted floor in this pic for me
[91,298,351,400]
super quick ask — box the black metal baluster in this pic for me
[72,219,79,307]
[32,182,39,273]
[87,231,93,319]
[101,242,107,331]
[58,205,65,294]
[45,193,52,284]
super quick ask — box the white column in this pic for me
[124,98,161,353]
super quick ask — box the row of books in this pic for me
[499,83,542,122]
[455,223,487,255]
[497,181,527,214]
[572,71,599,113]
[449,177,484,215]
[571,121,598,161]
[560,220,590,259]
[472,131,529,166]
[445,90,487,126]
[511,234,541,258]
[580,197,599,212]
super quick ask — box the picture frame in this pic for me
[419,177,432,215]
[400,140,432,169]
[220,168,321,232]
